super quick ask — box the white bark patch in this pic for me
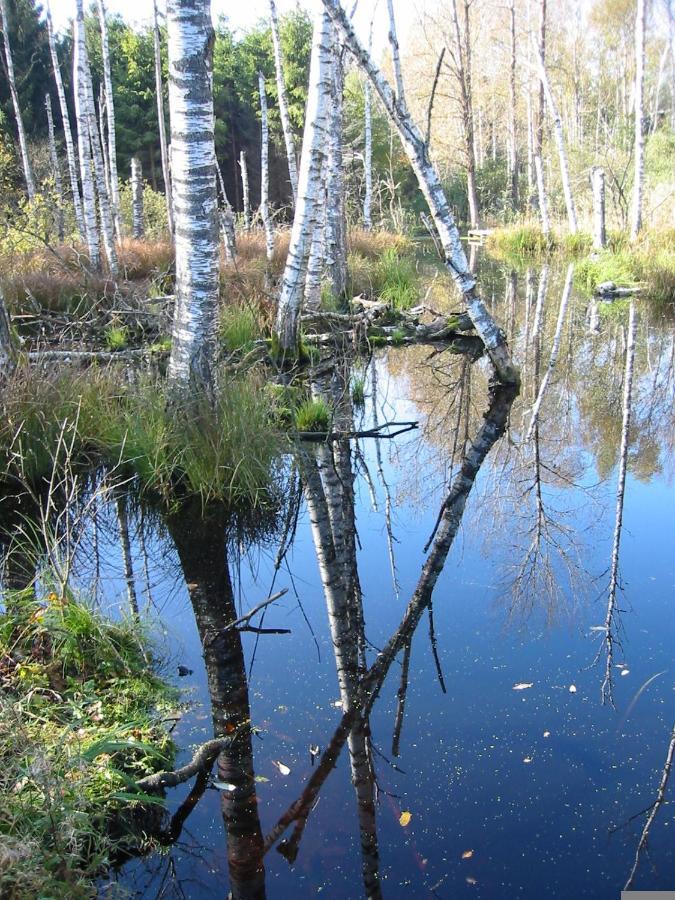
[258,72,275,262]
[166,0,220,392]
[153,0,174,235]
[131,157,144,238]
[97,0,121,239]
[630,0,646,240]
[0,0,36,201]
[269,0,299,207]
[74,0,101,270]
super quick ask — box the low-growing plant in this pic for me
[374,249,418,310]
[220,303,262,354]
[294,397,331,432]
[351,376,366,407]
[104,324,129,351]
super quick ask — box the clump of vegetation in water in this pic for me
[351,376,366,407]
[294,398,331,432]
[374,249,418,310]
[0,587,176,898]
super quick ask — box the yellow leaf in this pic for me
[399,811,412,827]
[462,849,474,859]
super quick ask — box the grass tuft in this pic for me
[294,398,331,432]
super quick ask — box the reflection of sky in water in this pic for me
[86,258,674,898]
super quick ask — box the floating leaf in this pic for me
[310,744,320,757]
[568,685,577,693]
[254,775,269,783]
[543,731,551,738]
[461,849,474,859]
[523,756,533,764]
[333,700,344,709]
[512,682,534,691]
[212,780,237,792]
[620,669,630,676]
[272,760,291,776]
[466,876,478,885]
[399,811,412,827]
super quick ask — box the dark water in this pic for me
[22,253,675,898]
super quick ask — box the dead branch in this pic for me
[134,738,232,792]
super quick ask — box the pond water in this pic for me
[13,251,675,898]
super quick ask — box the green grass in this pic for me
[0,588,176,898]
[220,303,262,354]
[294,398,331,432]
[351,376,365,407]
[487,223,554,257]
[374,248,419,310]
[104,325,129,351]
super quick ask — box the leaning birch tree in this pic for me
[273,9,333,356]
[152,0,174,235]
[630,0,646,240]
[321,0,517,386]
[0,0,36,201]
[166,0,220,394]
[46,1,84,238]
[96,0,121,239]
[269,0,299,206]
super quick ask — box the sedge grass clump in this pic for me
[351,376,366,407]
[0,589,176,898]
[294,397,331,432]
[374,248,418,310]
[220,303,262,354]
[486,223,554,257]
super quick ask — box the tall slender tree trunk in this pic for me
[0,0,36,201]
[166,0,220,394]
[534,0,546,161]
[96,0,121,239]
[45,94,65,242]
[131,157,144,238]
[385,0,406,107]
[322,0,517,386]
[305,182,325,309]
[258,72,274,262]
[535,49,578,233]
[630,0,646,241]
[508,0,519,211]
[363,80,373,230]
[239,149,251,231]
[269,0,299,207]
[216,162,237,261]
[46,3,84,237]
[324,25,348,299]
[73,4,101,270]
[98,84,112,201]
[274,10,333,356]
[448,0,480,227]
[592,166,606,250]
[534,154,550,234]
[152,0,174,235]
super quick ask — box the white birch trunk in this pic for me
[76,0,118,277]
[508,0,518,210]
[73,2,101,270]
[592,166,606,250]
[324,25,347,299]
[321,0,518,385]
[258,72,274,262]
[363,78,373,230]
[153,0,174,235]
[534,154,550,236]
[131,157,144,238]
[46,2,85,238]
[46,93,65,242]
[96,0,121,239]
[239,149,251,231]
[650,42,668,136]
[166,0,220,393]
[98,84,112,202]
[525,263,573,441]
[535,48,578,233]
[274,10,333,354]
[305,185,325,309]
[385,0,406,108]
[0,0,36,201]
[630,0,646,241]
[216,162,236,261]
[269,0,299,206]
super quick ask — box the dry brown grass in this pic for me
[348,228,413,259]
[116,237,174,280]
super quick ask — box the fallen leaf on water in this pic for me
[568,685,577,693]
[523,756,533,764]
[512,682,534,691]
[310,744,320,757]
[272,760,291,776]
[543,731,551,738]
[212,780,237,792]
[332,700,344,709]
[466,876,478,885]
[254,775,269,783]
[621,669,630,676]
[461,849,474,859]
[399,811,412,827]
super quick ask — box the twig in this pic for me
[223,588,288,632]
[134,738,233,791]
[425,47,446,147]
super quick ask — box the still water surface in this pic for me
[86,253,673,898]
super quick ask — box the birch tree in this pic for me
[239,149,251,231]
[96,0,121,239]
[534,153,550,235]
[363,75,373,230]
[274,10,333,356]
[46,1,84,238]
[535,48,578,233]
[131,157,144,238]
[592,166,606,250]
[321,0,517,386]
[508,0,519,210]
[166,0,220,394]
[152,0,174,235]
[324,23,348,299]
[269,0,299,206]
[216,162,237,261]
[258,72,274,262]
[45,93,65,242]
[0,0,36,201]
[630,0,646,240]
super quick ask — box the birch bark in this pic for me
[258,72,274,262]
[239,149,251,231]
[0,0,36,201]
[73,2,101,270]
[46,2,85,238]
[534,153,550,235]
[96,0,121,239]
[274,10,333,355]
[535,49,578,233]
[321,0,517,385]
[304,187,325,309]
[152,0,174,235]
[592,166,606,250]
[630,0,646,240]
[448,0,480,227]
[166,0,220,394]
[385,0,406,108]
[269,0,299,206]
[216,162,237,261]
[363,76,373,229]
[46,93,65,242]
[131,157,144,238]
[324,24,348,299]
[508,0,519,210]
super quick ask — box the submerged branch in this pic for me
[134,738,233,792]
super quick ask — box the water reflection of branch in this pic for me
[372,358,400,597]
[623,724,675,890]
[392,637,412,757]
[598,301,637,707]
[265,381,516,861]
